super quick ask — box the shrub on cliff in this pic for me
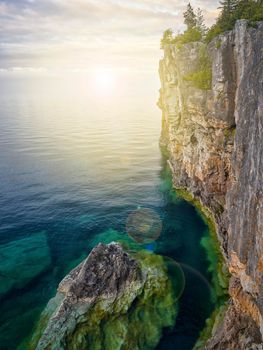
[160,27,202,49]
[160,28,173,48]
[183,46,212,90]
[183,69,212,90]
[173,28,202,46]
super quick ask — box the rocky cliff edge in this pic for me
[159,20,263,349]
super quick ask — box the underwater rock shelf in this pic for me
[0,232,51,299]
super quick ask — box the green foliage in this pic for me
[223,126,236,139]
[183,3,197,29]
[233,0,263,21]
[175,27,202,45]
[219,0,238,12]
[205,24,223,43]
[161,1,263,49]
[29,250,178,350]
[206,0,263,42]
[174,187,230,302]
[218,0,238,29]
[160,28,173,48]
[183,46,212,90]
[161,3,206,49]
[160,166,230,349]
[200,235,229,300]
[193,304,228,350]
[196,7,208,36]
[184,69,212,90]
[215,39,222,49]
[161,26,202,49]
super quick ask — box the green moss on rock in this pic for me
[193,303,228,350]
[183,45,212,90]
[173,187,230,347]
[174,188,229,301]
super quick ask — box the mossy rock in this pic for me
[28,244,179,350]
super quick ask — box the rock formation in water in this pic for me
[158,20,263,349]
[30,243,178,350]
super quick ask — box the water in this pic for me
[0,76,214,349]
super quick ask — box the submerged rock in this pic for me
[30,243,178,350]
[0,232,51,299]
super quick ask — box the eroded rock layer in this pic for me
[159,20,263,349]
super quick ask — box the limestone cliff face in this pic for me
[159,20,263,349]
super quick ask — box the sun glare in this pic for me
[93,69,116,91]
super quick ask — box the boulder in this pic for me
[30,243,178,350]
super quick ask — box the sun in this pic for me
[93,69,116,91]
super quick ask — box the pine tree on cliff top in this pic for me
[219,0,238,13]
[218,0,238,29]
[196,8,207,36]
[183,3,197,29]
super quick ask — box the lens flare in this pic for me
[162,256,185,303]
[126,208,162,243]
[142,255,186,310]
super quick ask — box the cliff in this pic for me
[158,20,263,349]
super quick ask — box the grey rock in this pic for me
[31,243,177,350]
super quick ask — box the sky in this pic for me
[0,0,220,78]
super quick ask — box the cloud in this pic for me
[0,0,219,73]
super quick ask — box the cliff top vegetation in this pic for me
[207,0,263,41]
[161,0,263,48]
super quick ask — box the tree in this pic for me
[219,0,238,13]
[218,0,238,29]
[196,8,207,36]
[183,3,197,29]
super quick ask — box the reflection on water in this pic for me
[0,76,214,349]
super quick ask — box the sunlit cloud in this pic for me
[0,0,219,75]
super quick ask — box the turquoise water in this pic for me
[0,76,214,349]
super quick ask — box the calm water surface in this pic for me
[0,76,214,349]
